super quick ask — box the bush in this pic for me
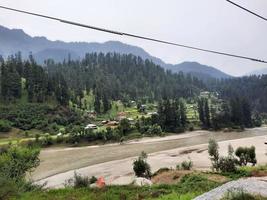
[72,172,90,188]
[0,176,18,200]
[89,176,97,184]
[208,139,220,171]
[235,146,257,166]
[217,156,238,173]
[0,120,11,132]
[146,125,163,136]
[181,160,193,170]
[41,134,54,147]
[119,118,131,135]
[133,151,151,178]
[0,146,40,199]
[188,124,194,131]
[0,146,40,180]
[56,135,64,144]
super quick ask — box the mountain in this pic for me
[170,62,231,79]
[246,68,267,76]
[0,25,231,79]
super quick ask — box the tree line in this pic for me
[0,52,206,112]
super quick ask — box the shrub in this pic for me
[235,146,257,166]
[133,151,151,178]
[0,146,40,180]
[56,135,64,144]
[189,124,194,131]
[119,118,131,135]
[146,125,163,136]
[41,134,53,147]
[181,160,193,170]
[73,172,90,188]
[208,139,220,171]
[217,156,238,173]
[89,176,97,184]
[0,120,11,132]
[0,176,18,200]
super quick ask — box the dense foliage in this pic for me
[0,146,40,199]
[132,151,152,178]
[0,103,82,131]
[210,76,267,113]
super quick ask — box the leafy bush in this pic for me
[235,146,257,166]
[0,146,40,180]
[0,146,40,199]
[133,151,151,178]
[146,124,163,136]
[0,176,18,200]
[41,134,54,147]
[217,156,238,173]
[0,119,11,132]
[119,118,131,135]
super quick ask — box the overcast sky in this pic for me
[0,0,267,76]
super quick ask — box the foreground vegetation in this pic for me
[15,174,221,200]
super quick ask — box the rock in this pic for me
[133,177,152,186]
[89,183,97,188]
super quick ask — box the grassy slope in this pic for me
[15,174,220,200]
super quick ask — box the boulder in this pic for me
[133,177,152,186]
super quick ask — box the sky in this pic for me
[0,0,267,76]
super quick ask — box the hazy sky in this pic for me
[0,0,267,76]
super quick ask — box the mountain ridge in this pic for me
[0,25,231,79]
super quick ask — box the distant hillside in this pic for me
[170,62,231,79]
[246,68,267,76]
[0,25,231,79]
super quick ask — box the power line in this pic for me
[226,0,267,21]
[0,5,267,64]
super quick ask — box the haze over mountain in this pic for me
[0,25,231,79]
[247,68,267,76]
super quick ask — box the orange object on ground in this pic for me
[96,177,106,188]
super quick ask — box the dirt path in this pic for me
[32,127,267,188]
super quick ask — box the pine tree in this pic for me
[242,98,252,127]
[103,94,111,113]
[94,92,101,113]
[179,99,187,127]
[198,98,205,126]
[204,99,211,127]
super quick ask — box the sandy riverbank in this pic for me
[32,127,267,188]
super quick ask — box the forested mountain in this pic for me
[0,52,206,106]
[0,25,231,79]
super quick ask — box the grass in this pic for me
[222,190,267,200]
[220,165,267,180]
[14,174,221,200]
